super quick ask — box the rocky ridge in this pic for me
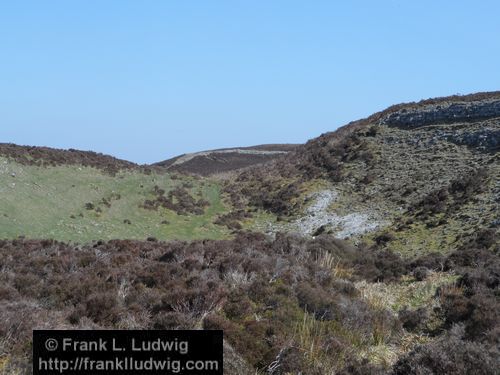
[380,97,500,129]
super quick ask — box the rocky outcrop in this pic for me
[380,99,500,129]
[447,127,500,152]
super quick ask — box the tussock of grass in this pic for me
[354,272,458,366]
[292,312,347,374]
[315,250,355,279]
[355,272,458,312]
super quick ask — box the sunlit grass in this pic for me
[0,158,230,242]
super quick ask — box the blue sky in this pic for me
[1,1,499,163]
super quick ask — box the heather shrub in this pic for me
[462,294,498,340]
[0,285,18,300]
[409,252,446,272]
[413,266,429,281]
[214,210,252,229]
[12,273,41,297]
[2,232,493,374]
[374,232,395,246]
[141,185,209,215]
[398,307,428,332]
[296,282,336,320]
[339,359,386,375]
[0,143,136,174]
[152,311,193,329]
[411,168,489,221]
[223,290,253,319]
[84,291,121,324]
[267,346,308,375]
[393,326,499,375]
[352,248,406,282]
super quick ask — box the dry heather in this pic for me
[0,227,498,374]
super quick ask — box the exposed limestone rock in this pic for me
[381,99,500,129]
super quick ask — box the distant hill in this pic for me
[0,143,138,175]
[153,144,299,176]
[0,142,300,177]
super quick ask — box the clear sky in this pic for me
[1,1,499,164]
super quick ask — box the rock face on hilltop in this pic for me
[225,91,500,255]
[381,98,500,129]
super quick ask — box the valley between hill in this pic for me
[0,92,498,374]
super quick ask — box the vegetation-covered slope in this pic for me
[154,144,298,176]
[0,158,229,242]
[1,230,497,374]
[227,92,500,257]
[0,92,498,374]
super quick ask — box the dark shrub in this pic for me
[410,252,446,272]
[214,210,253,229]
[375,232,395,246]
[439,286,472,325]
[393,327,499,375]
[296,282,336,320]
[413,266,429,281]
[464,228,498,250]
[340,359,386,375]
[331,279,359,297]
[84,291,121,324]
[152,312,192,329]
[463,294,498,340]
[267,347,308,375]
[0,285,18,301]
[13,274,41,297]
[67,305,85,325]
[415,188,449,215]
[247,279,274,304]
[142,185,209,216]
[223,290,252,320]
[399,307,428,332]
[354,249,406,282]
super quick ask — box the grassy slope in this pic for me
[0,158,229,242]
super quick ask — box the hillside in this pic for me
[227,92,500,256]
[0,92,499,374]
[0,157,231,242]
[0,143,138,175]
[154,144,298,176]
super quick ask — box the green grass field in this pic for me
[0,158,230,242]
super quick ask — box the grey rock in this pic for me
[381,99,500,129]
